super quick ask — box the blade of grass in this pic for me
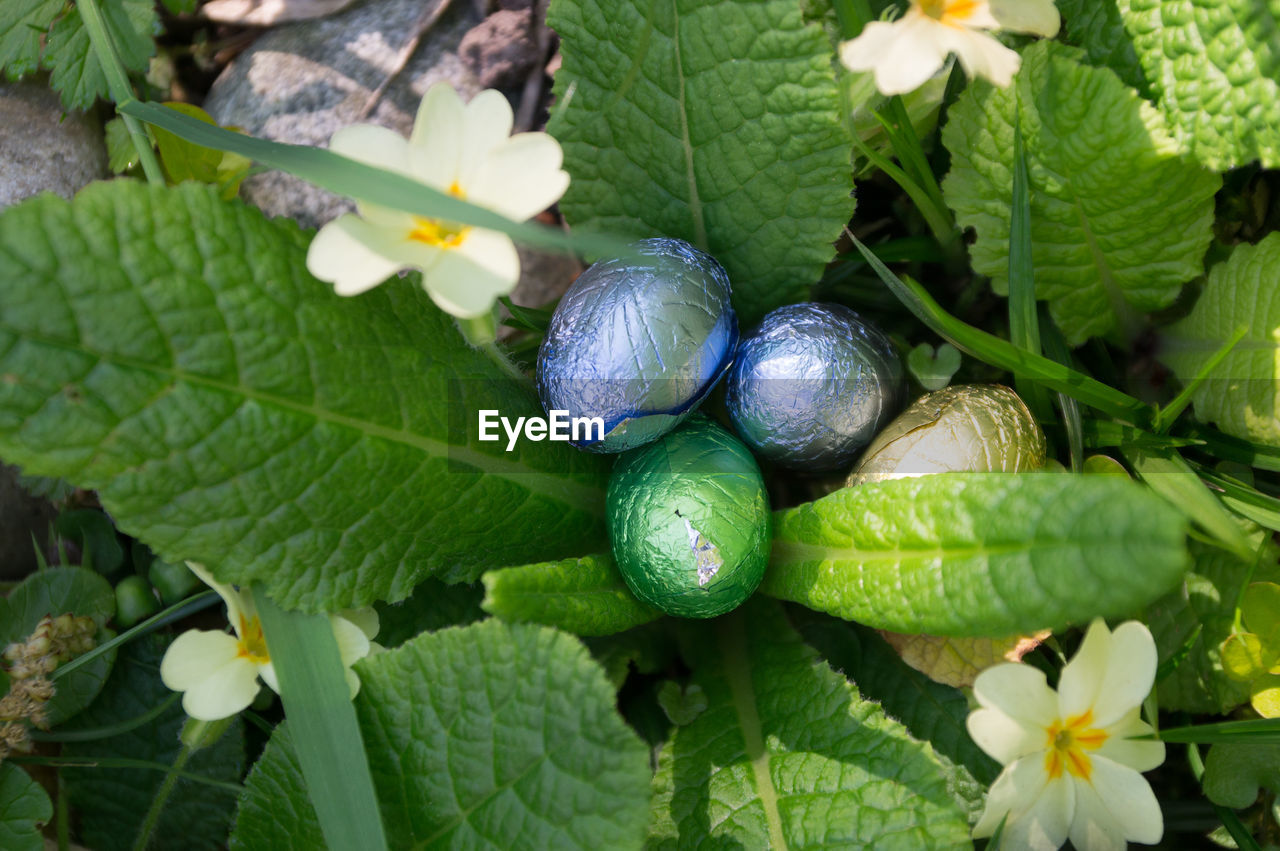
[850,134,956,243]
[1193,464,1280,532]
[255,589,388,851]
[1007,122,1053,423]
[118,100,634,262]
[32,693,182,743]
[1178,423,1280,473]
[1154,324,1249,433]
[1040,318,1084,472]
[1159,718,1280,744]
[1123,445,1254,562]
[848,232,1154,424]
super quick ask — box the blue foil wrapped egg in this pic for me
[537,238,738,453]
[726,303,904,472]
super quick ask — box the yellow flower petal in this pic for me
[160,629,242,691]
[180,655,263,721]
[329,124,413,177]
[421,229,520,318]
[307,214,411,296]
[338,607,381,642]
[975,755,1070,850]
[467,133,570,222]
[185,561,249,631]
[967,706,1045,764]
[410,82,464,189]
[1059,620,1157,727]
[330,614,371,668]
[1070,757,1163,848]
[972,661,1060,728]
[1095,707,1165,773]
[939,25,1022,89]
[458,89,516,187]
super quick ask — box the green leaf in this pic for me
[1161,234,1280,447]
[256,592,387,851]
[1116,0,1280,169]
[152,102,251,200]
[0,181,608,611]
[0,764,51,851]
[1202,743,1280,809]
[1149,537,1280,713]
[763,473,1189,637]
[232,620,651,849]
[1056,0,1150,94]
[45,0,158,111]
[0,0,63,78]
[942,41,1220,345]
[546,0,855,322]
[582,621,678,689]
[61,636,244,851]
[648,601,972,849]
[482,553,661,637]
[2,566,116,724]
[788,607,997,818]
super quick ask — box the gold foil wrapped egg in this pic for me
[846,384,1045,486]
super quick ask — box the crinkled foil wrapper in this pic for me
[607,417,770,619]
[726,303,904,472]
[847,384,1046,486]
[537,238,737,453]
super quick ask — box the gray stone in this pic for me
[204,0,485,229]
[0,81,106,209]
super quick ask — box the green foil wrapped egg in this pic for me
[607,417,770,619]
[847,384,1045,486]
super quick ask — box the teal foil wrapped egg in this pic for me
[726,302,904,472]
[607,416,770,619]
[536,238,737,453]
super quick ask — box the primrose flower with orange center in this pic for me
[306,82,570,318]
[839,0,1060,95]
[160,563,378,721]
[966,619,1166,851]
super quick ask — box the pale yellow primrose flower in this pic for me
[840,0,1060,96]
[159,563,379,721]
[305,82,570,318]
[967,619,1166,851]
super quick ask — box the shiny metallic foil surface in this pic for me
[847,384,1046,485]
[537,238,738,453]
[726,303,904,472]
[607,416,770,619]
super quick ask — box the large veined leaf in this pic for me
[482,553,661,636]
[232,620,651,849]
[789,607,997,822]
[546,0,855,323]
[0,181,609,611]
[648,601,972,849]
[942,41,1220,345]
[1056,0,1150,95]
[762,473,1189,637]
[1160,234,1280,447]
[1117,0,1280,169]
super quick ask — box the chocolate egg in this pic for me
[607,416,770,619]
[726,303,904,472]
[537,238,737,453]
[847,384,1046,486]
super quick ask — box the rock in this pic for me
[460,9,539,89]
[0,81,106,209]
[204,0,485,229]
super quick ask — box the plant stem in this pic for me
[75,0,164,185]
[131,733,196,851]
